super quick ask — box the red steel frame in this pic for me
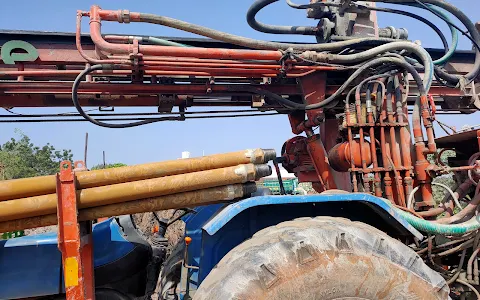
[56,161,95,300]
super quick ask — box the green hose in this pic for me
[146,37,190,47]
[428,5,458,65]
[394,207,480,236]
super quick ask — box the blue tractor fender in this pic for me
[0,215,154,300]
[181,193,422,292]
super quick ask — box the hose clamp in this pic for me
[118,10,131,23]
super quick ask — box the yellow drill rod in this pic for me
[0,183,256,232]
[0,148,275,201]
[0,164,271,222]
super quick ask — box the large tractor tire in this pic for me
[194,217,449,300]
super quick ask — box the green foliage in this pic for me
[91,162,127,170]
[1,231,24,240]
[0,130,73,180]
[431,150,457,205]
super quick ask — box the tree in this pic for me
[91,163,127,170]
[0,131,73,180]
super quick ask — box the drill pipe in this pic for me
[0,148,275,201]
[0,164,271,222]
[0,183,256,232]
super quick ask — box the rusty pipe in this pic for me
[386,80,405,206]
[87,6,282,61]
[0,164,270,222]
[366,85,382,197]
[418,181,472,218]
[346,109,358,192]
[0,149,274,201]
[306,134,337,191]
[379,94,394,202]
[76,12,128,65]
[395,76,413,201]
[0,183,256,232]
[354,82,371,193]
[412,95,435,208]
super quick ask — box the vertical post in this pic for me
[84,133,89,169]
[102,151,106,169]
[57,161,95,300]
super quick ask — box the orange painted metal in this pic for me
[306,135,337,191]
[56,160,95,300]
[477,130,480,151]
[412,95,434,208]
[366,87,382,197]
[85,6,283,61]
[328,140,372,172]
[379,101,394,203]
[320,119,352,191]
[388,92,406,207]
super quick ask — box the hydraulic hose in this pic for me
[72,65,182,128]
[356,4,456,65]
[247,0,318,35]
[395,208,480,236]
[240,56,426,110]
[137,13,406,52]
[301,41,434,91]
[426,5,458,65]
[364,0,480,85]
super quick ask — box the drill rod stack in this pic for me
[0,149,275,232]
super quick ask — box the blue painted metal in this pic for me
[203,194,422,239]
[0,218,134,300]
[180,194,422,296]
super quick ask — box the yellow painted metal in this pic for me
[0,164,261,222]
[64,257,79,287]
[0,184,250,232]
[0,149,271,201]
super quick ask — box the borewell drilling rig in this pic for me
[1,0,480,299]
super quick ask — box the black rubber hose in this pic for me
[239,57,425,110]
[72,65,181,128]
[364,0,480,85]
[286,0,340,9]
[137,13,403,51]
[247,0,318,35]
[359,5,449,54]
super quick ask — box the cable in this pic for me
[356,4,457,65]
[0,109,281,118]
[4,108,100,117]
[456,279,480,299]
[407,182,462,211]
[412,0,480,53]
[286,0,340,9]
[364,0,480,85]
[446,249,466,284]
[239,56,426,111]
[0,113,282,123]
[138,13,413,52]
[72,65,182,128]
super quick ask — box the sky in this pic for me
[0,0,479,167]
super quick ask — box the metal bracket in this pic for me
[471,81,480,110]
[56,160,95,300]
